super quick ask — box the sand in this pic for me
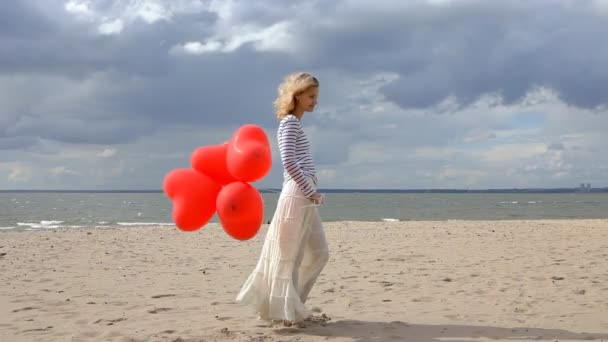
[1,219,608,342]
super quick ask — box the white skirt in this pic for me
[235,179,329,321]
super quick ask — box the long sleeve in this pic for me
[278,117,316,197]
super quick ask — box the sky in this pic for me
[1,0,608,190]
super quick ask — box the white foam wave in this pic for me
[16,221,81,230]
[116,222,174,226]
[18,222,61,229]
[0,226,16,230]
[41,220,63,225]
[381,218,400,222]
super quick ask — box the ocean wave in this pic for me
[116,222,174,226]
[18,221,62,229]
[381,218,400,222]
[41,220,63,225]
[16,221,81,229]
[0,226,16,230]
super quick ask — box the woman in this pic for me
[236,72,329,325]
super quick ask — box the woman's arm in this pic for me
[278,117,316,198]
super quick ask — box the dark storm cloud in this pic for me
[293,1,608,109]
[0,2,55,39]
[1,0,607,149]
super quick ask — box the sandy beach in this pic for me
[1,219,608,342]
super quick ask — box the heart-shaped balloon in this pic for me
[216,181,264,240]
[226,124,271,182]
[191,143,237,185]
[163,168,221,232]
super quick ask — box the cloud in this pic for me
[98,18,124,35]
[97,148,117,158]
[171,21,293,55]
[1,0,607,190]
[64,0,93,17]
[50,166,80,176]
[548,142,565,151]
[289,0,608,109]
[1,163,32,183]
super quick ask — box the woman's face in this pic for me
[295,86,319,112]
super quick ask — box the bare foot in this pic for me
[304,313,331,324]
[279,319,308,328]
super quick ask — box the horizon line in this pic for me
[1,186,606,193]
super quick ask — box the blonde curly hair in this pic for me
[273,72,319,119]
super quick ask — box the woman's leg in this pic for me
[295,208,329,304]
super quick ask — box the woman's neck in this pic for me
[291,107,305,120]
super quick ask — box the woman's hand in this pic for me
[309,192,325,206]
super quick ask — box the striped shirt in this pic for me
[277,114,317,197]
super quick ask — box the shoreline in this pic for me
[2,217,608,234]
[2,220,608,341]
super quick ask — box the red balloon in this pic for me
[191,143,237,185]
[216,182,264,240]
[163,168,221,232]
[227,124,271,182]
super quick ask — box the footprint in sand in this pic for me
[151,294,176,299]
[148,308,173,314]
[379,281,395,287]
[22,326,53,333]
[93,318,127,325]
[12,306,39,313]
[411,297,433,303]
[342,275,358,279]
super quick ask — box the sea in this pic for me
[2,191,608,232]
